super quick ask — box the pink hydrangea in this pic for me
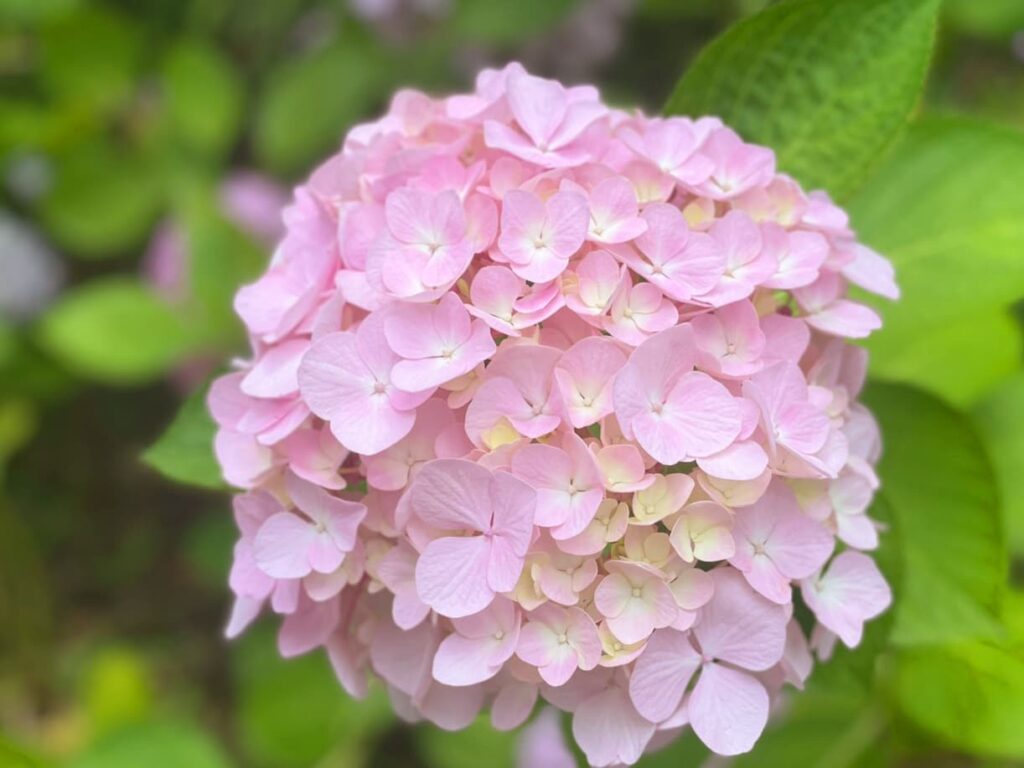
[209,62,896,765]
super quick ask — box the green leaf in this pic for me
[896,640,1024,758]
[973,373,1024,553]
[945,0,1024,40]
[66,720,231,768]
[866,308,1022,407]
[38,142,163,258]
[451,0,579,44]
[665,0,939,199]
[81,647,154,737]
[863,382,1007,645]
[142,382,224,491]
[162,39,244,159]
[731,690,888,768]
[418,716,517,768]
[254,42,384,175]
[184,205,267,347]
[36,278,193,385]
[849,118,1024,359]
[39,5,142,114]
[233,626,392,767]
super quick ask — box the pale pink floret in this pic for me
[253,472,366,579]
[496,189,589,282]
[408,459,536,618]
[801,551,891,647]
[793,272,882,339]
[467,265,563,336]
[621,203,724,302]
[372,188,474,299]
[516,603,602,686]
[384,292,496,390]
[743,361,833,472]
[594,560,677,645]
[628,568,786,753]
[669,501,736,563]
[692,300,766,378]
[565,249,625,319]
[691,127,776,200]
[698,210,776,305]
[613,325,742,465]
[553,336,627,429]
[729,481,834,604]
[573,176,648,245]
[465,344,562,446]
[512,431,606,539]
[433,598,521,686]
[298,313,430,455]
[484,69,606,168]
[603,280,679,346]
[619,116,717,186]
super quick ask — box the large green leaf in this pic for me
[254,41,385,175]
[233,626,392,767]
[863,382,1006,646]
[451,0,579,44]
[849,118,1024,361]
[162,39,244,159]
[38,142,164,258]
[142,381,224,491]
[973,373,1024,553]
[37,278,193,385]
[66,720,231,768]
[39,5,142,114]
[896,639,1024,759]
[665,0,939,198]
[865,308,1022,407]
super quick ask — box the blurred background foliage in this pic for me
[0,0,1023,766]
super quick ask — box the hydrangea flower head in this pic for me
[210,63,896,765]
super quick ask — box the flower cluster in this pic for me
[211,63,896,766]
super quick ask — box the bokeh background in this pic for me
[2,1,1024,766]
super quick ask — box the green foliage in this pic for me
[665,0,939,199]
[254,40,386,175]
[864,382,1007,646]
[945,0,1024,40]
[973,373,1024,553]
[81,648,154,737]
[896,639,1024,759]
[36,278,193,385]
[851,118,1024,380]
[451,0,579,44]
[161,39,244,160]
[65,720,231,768]
[863,308,1022,407]
[142,382,224,491]
[38,142,164,258]
[232,626,393,767]
[418,716,517,768]
[38,4,142,114]
[184,204,267,346]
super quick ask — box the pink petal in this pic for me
[694,568,786,671]
[406,458,493,531]
[253,512,317,578]
[628,629,701,723]
[415,535,494,618]
[801,551,891,647]
[572,686,655,768]
[241,338,308,398]
[689,663,769,756]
